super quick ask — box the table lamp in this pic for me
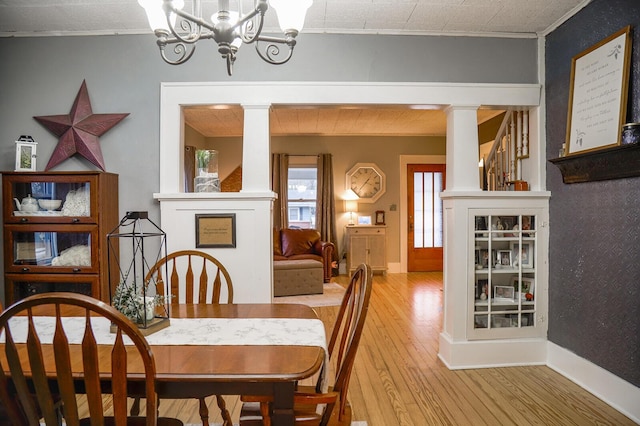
[346,200,358,226]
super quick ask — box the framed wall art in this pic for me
[565,26,632,156]
[195,214,236,248]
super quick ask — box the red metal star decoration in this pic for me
[34,80,129,171]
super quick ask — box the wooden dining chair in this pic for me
[239,263,374,426]
[136,249,234,426]
[148,249,234,305]
[0,292,183,426]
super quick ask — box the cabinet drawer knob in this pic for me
[72,218,80,223]
[20,218,28,223]
[21,267,30,272]
[72,268,81,273]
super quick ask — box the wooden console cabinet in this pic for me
[2,171,119,304]
[346,225,387,275]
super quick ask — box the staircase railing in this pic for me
[483,109,529,191]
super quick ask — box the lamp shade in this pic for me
[138,0,184,31]
[345,200,358,213]
[269,0,312,32]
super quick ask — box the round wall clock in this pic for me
[346,162,386,203]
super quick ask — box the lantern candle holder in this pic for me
[107,211,170,335]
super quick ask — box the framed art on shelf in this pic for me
[510,241,534,268]
[497,250,512,267]
[494,285,515,300]
[565,26,632,156]
[357,215,372,225]
[511,277,535,300]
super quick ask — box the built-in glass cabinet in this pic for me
[470,212,541,339]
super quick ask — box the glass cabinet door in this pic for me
[4,174,97,223]
[472,214,537,333]
[5,225,98,274]
[5,274,98,302]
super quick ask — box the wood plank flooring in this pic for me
[91,272,636,425]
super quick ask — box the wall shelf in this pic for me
[549,143,640,183]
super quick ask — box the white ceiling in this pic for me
[0,0,588,37]
[0,0,587,137]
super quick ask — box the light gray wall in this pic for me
[0,32,537,302]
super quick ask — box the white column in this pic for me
[241,104,271,192]
[444,105,481,191]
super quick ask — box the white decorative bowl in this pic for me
[38,199,62,211]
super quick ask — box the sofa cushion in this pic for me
[280,229,321,257]
[286,254,323,263]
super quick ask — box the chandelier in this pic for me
[138,0,312,75]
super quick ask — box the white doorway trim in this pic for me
[399,155,446,273]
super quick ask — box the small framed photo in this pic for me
[494,285,515,300]
[510,241,534,268]
[375,210,385,225]
[497,250,512,267]
[511,277,535,299]
[499,216,517,231]
[15,137,38,172]
[195,214,236,248]
[357,215,372,225]
[475,248,489,268]
[475,278,489,299]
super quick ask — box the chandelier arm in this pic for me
[156,30,200,65]
[233,9,266,44]
[226,54,234,76]
[162,0,215,44]
[254,40,295,65]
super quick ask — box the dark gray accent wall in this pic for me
[546,0,640,387]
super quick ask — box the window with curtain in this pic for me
[287,166,318,229]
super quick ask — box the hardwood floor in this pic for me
[101,272,636,425]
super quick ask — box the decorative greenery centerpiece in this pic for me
[112,281,168,324]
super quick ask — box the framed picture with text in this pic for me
[565,26,632,156]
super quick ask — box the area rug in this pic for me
[273,282,346,307]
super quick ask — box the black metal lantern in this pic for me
[107,211,169,334]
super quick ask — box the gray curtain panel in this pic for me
[317,153,338,263]
[272,153,289,230]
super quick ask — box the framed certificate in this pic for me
[195,214,236,248]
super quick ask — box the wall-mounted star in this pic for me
[34,80,129,171]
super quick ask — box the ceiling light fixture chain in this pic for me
[139,0,311,76]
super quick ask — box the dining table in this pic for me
[1,302,328,426]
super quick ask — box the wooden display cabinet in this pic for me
[2,171,118,303]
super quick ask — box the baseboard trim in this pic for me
[547,341,640,424]
[438,332,547,369]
